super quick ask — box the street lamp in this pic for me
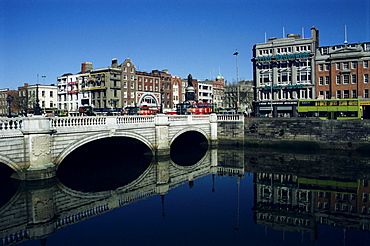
[270,81,273,117]
[6,94,14,118]
[160,86,164,114]
[34,84,42,115]
[233,50,240,111]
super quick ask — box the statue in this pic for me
[185,74,195,102]
[187,74,193,87]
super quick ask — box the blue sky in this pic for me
[1,0,369,90]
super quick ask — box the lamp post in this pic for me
[34,84,42,115]
[160,86,164,114]
[233,50,240,111]
[6,94,14,118]
[270,81,273,117]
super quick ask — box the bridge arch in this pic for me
[169,127,210,146]
[0,155,25,180]
[54,131,155,167]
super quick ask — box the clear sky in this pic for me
[1,0,369,90]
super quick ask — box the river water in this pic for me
[1,142,370,246]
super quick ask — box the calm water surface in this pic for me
[1,141,370,246]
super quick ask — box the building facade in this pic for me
[57,73,80,114]
[0,89,18,117]
[119,58,136,108]
[213,74,225,108]
[252,27,319,117]
[18,83,58,115]
[315,42,370,118]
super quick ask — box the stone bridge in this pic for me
[0,114,242,180]
[0,149,219,245]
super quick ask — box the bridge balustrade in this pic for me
[0,118,23,130]
[50,117,107,127]
[116,115,155,124]
[217,114,243,121]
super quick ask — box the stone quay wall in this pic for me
[218,118,370,151]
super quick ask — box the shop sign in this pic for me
[257,56,272,62]
[256,52,310,62]
[275,52,310,60]
[258,101,298,106]
[264,85,283,90]
[286,84,304,89]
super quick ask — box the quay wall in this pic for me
[218,118,370,151]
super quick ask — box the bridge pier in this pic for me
[209,113,219,147]
[22,117,56,180]
[155,114,171,157]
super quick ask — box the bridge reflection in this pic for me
[1,148,370,245]
[0,143,215,245]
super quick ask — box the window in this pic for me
[343,62,349,69]
[50,91,53,97]
[325,91,330,99]
[343,75,349,84]
[365,74,369,83]
[352,62,357,69]
[352,74,357,84]
[325,64,330,71]
[325,76,330,85]
[364,61,369,68]
[336,75,341,84]
[343,90,349,98]
[364,89,369,98]
[336,63,340,70]
[319,64,323,71]
[352,90,357,98]
[319,76,324,85]
[336,90,341,99]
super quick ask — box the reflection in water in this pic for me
[0,165,20,208]
[1,146,370,245]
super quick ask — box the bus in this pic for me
[54,109,68,117]
[122,106,159,115]
[176,102,214,115]
[297,99,361,120]
[78,106,96,116]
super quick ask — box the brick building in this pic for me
[315,42,370,118]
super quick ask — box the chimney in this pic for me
[311,26,319,47]
[81,62,93,73]
[112,58,118,68]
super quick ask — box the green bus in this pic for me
[297,99,361,120]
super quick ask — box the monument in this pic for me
[185,74,196,102]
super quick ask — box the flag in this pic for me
[233,51,238,56]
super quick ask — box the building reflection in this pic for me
[247,149,370,242]
[0,147,215,246]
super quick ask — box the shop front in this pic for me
[253,101,298,117]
